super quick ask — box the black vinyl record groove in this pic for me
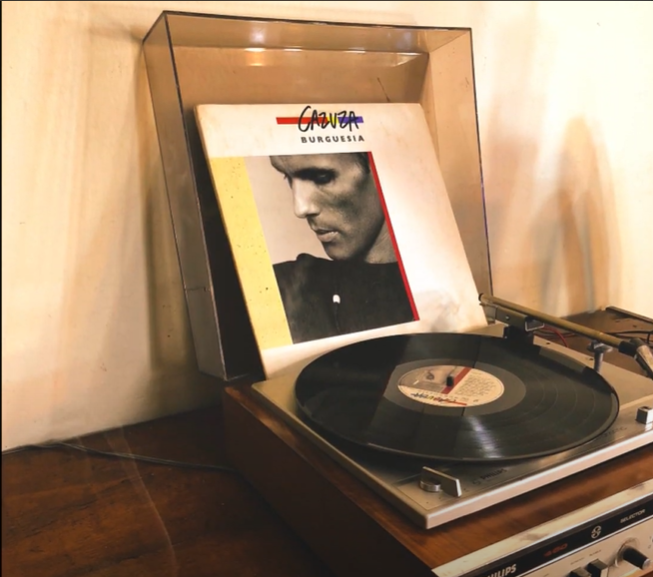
[294,333,620,462]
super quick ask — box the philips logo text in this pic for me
[483,564,517,577]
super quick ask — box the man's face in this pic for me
[269,153,393,263]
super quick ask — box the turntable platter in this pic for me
[294,333,620,462]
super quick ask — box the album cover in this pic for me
[195,102,487,378]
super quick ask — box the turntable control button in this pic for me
[569,568,591,577]
[621,546,651,570]
[636,406,653,425]
[419,467,462,497]
[586,560,609,577]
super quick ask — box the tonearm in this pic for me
[479,293,653,381]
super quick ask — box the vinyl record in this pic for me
[294,333,620,462]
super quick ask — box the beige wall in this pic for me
[3,1,652,451]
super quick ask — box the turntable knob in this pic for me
[621,546,651,570]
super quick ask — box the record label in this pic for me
[397,365,505,408]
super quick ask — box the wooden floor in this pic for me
[3,306,651,576]
[2,405,334,577]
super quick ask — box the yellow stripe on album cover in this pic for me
[209,157,292,350]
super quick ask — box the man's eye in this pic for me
[313,172,334,185]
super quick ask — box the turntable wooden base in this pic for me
[222,310,653,577]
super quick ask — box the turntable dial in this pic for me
[620,544,651,571]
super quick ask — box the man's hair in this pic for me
[353,152,370,174]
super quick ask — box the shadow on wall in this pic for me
[541,118,619,315]
[479,2,618,317]
[479,1,549,310]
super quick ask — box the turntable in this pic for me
[247,294,652,525]
[223,298,653,577]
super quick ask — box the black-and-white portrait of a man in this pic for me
[246,151,417,344]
